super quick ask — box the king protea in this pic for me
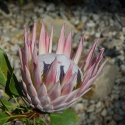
[18,21,107,113]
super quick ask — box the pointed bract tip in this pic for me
[100,48,105,51]
[42,20,45,25]
[24,25,26,28]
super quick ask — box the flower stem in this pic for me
[7,109,41,122]
[12,95,20,106]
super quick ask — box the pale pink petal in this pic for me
[47,107,65,113]
[73,34,85,64]
[37,83,47,98]
[64,89,79,103]
[85,62,96,79]
[49,25,53,53]
[27,29,32,60]
[54,103,66,110]
[22,81,31,102]
[27,29,31,46]
[77,88,91,98]
[46,34,50,53]
[24,26,28,44]
[31,96,41,105]
[79,64,96,88]
[51,95,67,106]
[31,22,36,53]
[27,84,37,97]
[80,59,107,93]
[91,48,104,77]
[45,57,58,90]
[85,48,104,73]
[95,59,108,76]
[56,24,65,54]
[63,31,72,58]
[48,81,61,101]
[39,21,47,55]
[65,97,79,108]
[77,60,107,97]
[40,95,51,107]
[81,39,99,70]
[61,73,77,95]
[32,46,38,65]
[61,61,74,88]
[79,73,91,88]
[44,104,53,111]
[77,81,92,97]
[65,89,90,108]
[25,66,33,85]
[32,46,42,89]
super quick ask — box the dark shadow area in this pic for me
[1,0,125,15]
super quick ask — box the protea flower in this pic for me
[18,21,107,113]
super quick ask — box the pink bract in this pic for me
[18,21,107,113]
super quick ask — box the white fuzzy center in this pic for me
[38,53,83,82]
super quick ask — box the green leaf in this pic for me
[22,119,30,125]
[0,68,7,86]
[0,99,17,110]
[0,48,12,86]
[0,112,10,125]
[9,72,19,96]
[4,71,20,97]
[5,70,24,97]
[0,48,22,97]
[50,109,79,125]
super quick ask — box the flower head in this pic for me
[18,21,107,113]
